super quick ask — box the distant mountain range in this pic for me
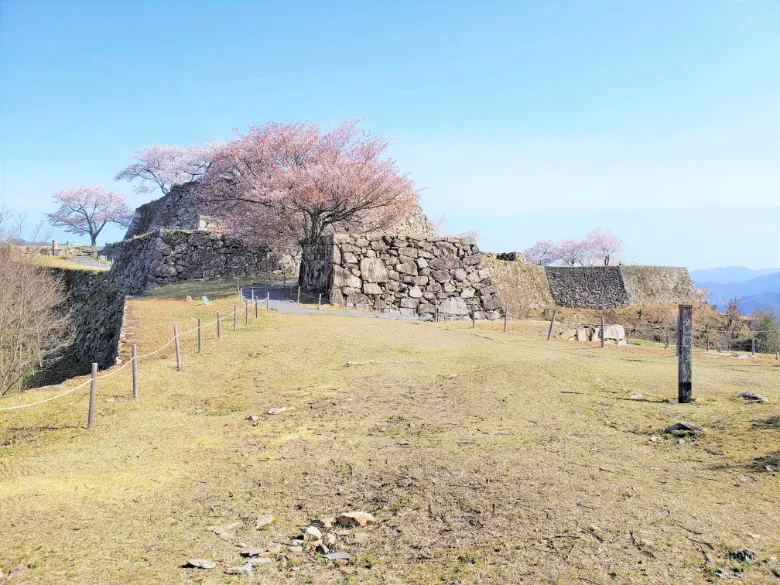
[690,267,780,314]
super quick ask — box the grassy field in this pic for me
[0,280,778,584]
[32,254,106,271]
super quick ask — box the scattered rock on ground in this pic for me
[738,392,766,403]
[337,511,376,527]
[320,516,335,528]
[676,438,685,445]
[7,566,26,579]
[247,415,259,423]
[266,544,282,554]
[304,526,322,541]
[315,542,329,554]
[254,514,275,529]
[353,532,369,543]
[225,562,252,575]
[211,522,241,535]
[649,435,659,442]
[267,407,295,415]
[325,552,351,561]
[248,557,272,566]
[630,394,644,400]
[665,421,704,434]
[324,533,337,546]
[185,559,216,569]
[240,547,263,557]
[288,546,303,553]
[729,548,758,563]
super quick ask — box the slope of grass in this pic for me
[0,283,778,584]
[32,254,104,271]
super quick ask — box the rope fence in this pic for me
[0,298,269,424]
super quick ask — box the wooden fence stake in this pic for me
[233,305,237,330]
[546,307,557,341]
[174,325,181,370]
[705,324,710,352]
[471,311,475,328]
[131,344,138,399]
[601,314,605,348]
[297,286,301,305]
[318,293,322,310]
[217,311,221,339]
[266,292,270,311]
[255,298,258,318]
[503,307,508,333]
[245,302,249,326]
[197,318,202,353]
[678,304,693,403]
[87,362,97,428]
[665,327,670,349]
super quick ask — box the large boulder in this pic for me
[333,265,361,289]
[602,324,625,341]
[360,258,388,283]
[439,297,469,316]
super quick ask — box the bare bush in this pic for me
[0,210,73,395]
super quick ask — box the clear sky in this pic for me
[1,0,778,270]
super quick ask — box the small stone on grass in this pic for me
[185,559,216,570]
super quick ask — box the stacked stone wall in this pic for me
[545,266,630,309]
[620,266,698,306]
[301,234,504,320]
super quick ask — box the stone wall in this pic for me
[487,258,554,315]
[52,229,285,380]
[124,183,204,239]
[545,266,630,309]
[543,266,697,309]
[300,234,504,320]
[105,230,283,288]
[620,266,698,306]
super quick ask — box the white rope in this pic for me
[0,379,91,411]
[136,337,176,359]
[96,359,133,380]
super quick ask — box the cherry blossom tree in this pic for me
[523,240,559,265]
[557,239,588,266]
[115,143,214,196]
[584,228,623,266]
[47,187,132,246]
[197,119,418,247]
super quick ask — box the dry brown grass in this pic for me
[0,281,778,584]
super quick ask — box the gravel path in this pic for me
[240,281,421,321]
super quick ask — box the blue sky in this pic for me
[1,0,777,270]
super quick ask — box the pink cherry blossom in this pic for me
[196,119,418,247]
[47,187,132,246]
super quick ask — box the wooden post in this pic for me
[601,314,605,348]
[245,302,249,326]
[251,289,255,303]
[546,307,557,341]
[318,293,322,310]
[255,298,258,318]
[217,311,221,339]
[751,338,756,355]
[131,344,138,399]
[266,292,270,311]
[665,327,670,349]
[705,324,709,352]
[503,307,508,333]
[283,271,286,286]
[678,304,693,403]
[776,350,778,360]
[297,286,301,305]
[471,311,475,328]
[717,342,721,353]
[87,362,97,428]
[174,325,181,370]
[197,318,202,353]
[233,304,237,330]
